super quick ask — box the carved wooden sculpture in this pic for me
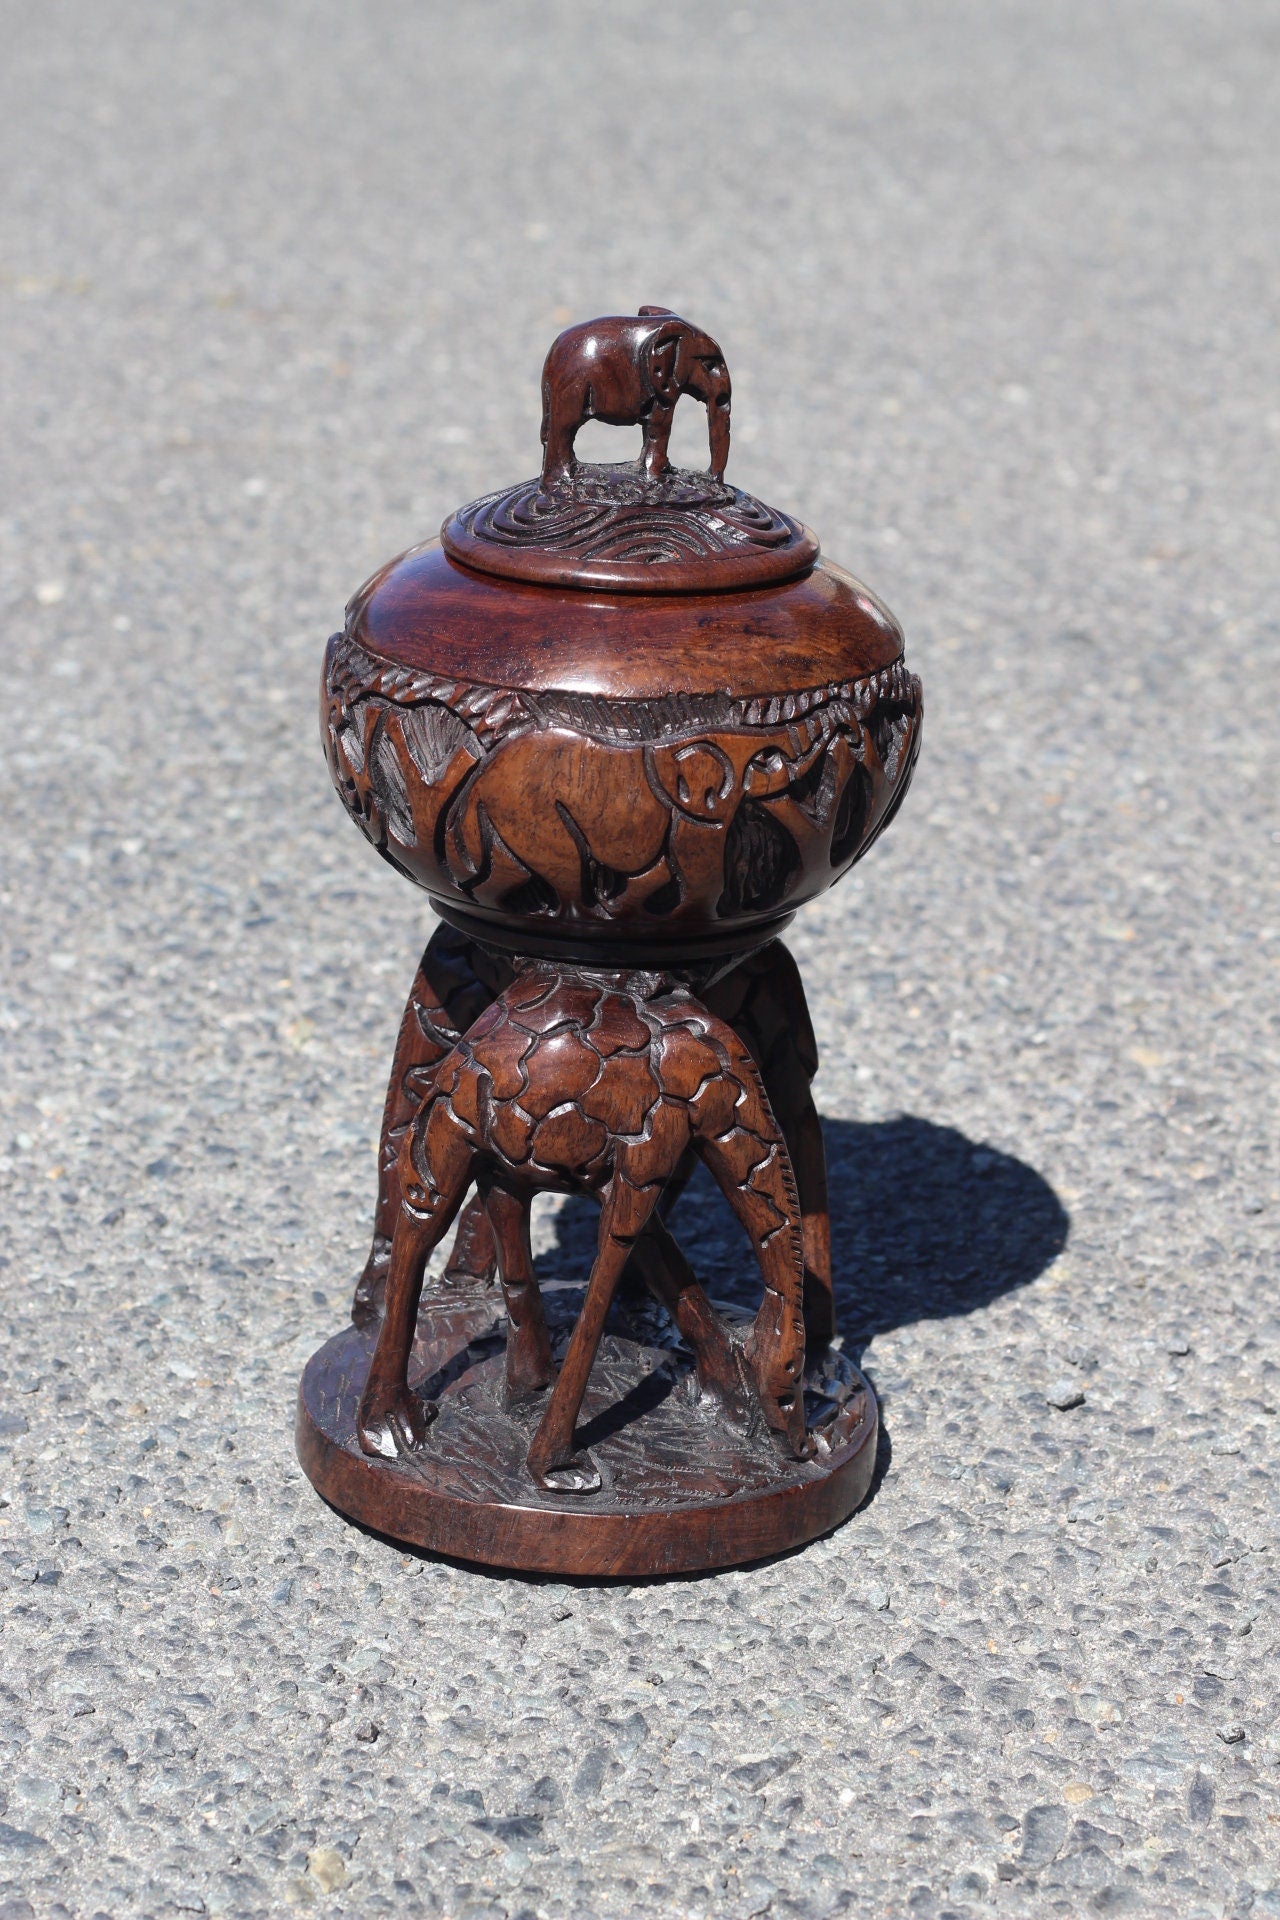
[353,929,835,1347]
[357,965,811,1488]
[539,307,731,486]
[297,309,923,1576]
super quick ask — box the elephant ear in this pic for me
[644,324,684,406]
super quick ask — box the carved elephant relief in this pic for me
[323,648,922,943]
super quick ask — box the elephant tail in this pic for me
[540,375,550,447]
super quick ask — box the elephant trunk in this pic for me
[684,357,731,482]
[706,393,730,483]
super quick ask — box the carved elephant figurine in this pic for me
[540,307,731,488]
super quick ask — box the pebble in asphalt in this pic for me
[1,3,1277,1916]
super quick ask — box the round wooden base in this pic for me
[296,1282,878,1577]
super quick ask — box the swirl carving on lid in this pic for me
[454,466,805,568]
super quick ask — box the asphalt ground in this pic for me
[1,3,1277,1916]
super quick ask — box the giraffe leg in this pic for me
[526,1176,662,1493]
[439,1195,498,1293]
[626,1213,752,1421]
[353,927,504,1327]
[610,1144,696,1308]
[357,1127,470,1460]
[481,1182,553,1405]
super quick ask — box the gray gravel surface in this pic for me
[2,3,1278,1916]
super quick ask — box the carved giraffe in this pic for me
[353,928,835,1349]
[357,964,814,1491]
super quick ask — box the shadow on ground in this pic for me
[538,1114,1070,1360]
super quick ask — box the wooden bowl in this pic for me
[323,539,922,963]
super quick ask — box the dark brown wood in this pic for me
[541,308,733,488]
[704,940,835,1349]
[352,924,510,1328]
[299,308,922,1575]
[324,557,921,960]
[347,541,904,694]
[439,308,819,592]
[355,931,835,1348]
[297,1290,877,1578]
[356,962,812,1485]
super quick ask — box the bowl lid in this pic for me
[440,308,819,594]
[346,541,904,701]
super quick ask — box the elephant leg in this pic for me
[540,407,578,488]
[526,1175,662,1493]
[481,1182,553,1405]
[625,1212,751,1420]
[357,1174,467,1461]
[640,403,675,480]
[353,930,501,1328]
